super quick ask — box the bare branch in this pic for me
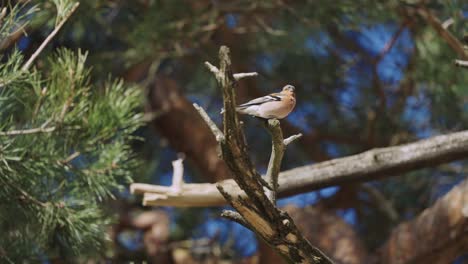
[284,133,302,146]
[132,129,468,207]
[170,155,185,194]
[204,61,219,76]
[22,2,80,71]
[220,210,248,227]
[233,72,258,80]
[61,151,80,164]
[264,119,286,203]
[375,21,409,63]
[360,184,398,222]
[0,126,56,136]
[193,103,225,142]
[137,156,191,206]
[132,183,229,206]
[441,17,454,29]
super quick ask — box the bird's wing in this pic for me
[237,93,283,107]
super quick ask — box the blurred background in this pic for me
[1,0,468,263]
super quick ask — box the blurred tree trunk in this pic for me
[370,179,468,264]
[147,75,231,182]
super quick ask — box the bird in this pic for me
[236,85,296,119]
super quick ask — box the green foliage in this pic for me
[0,2,143,261]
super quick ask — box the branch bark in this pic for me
[132,129,468,207]
[264,119,301,203]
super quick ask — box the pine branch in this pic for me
[21,2,80,71]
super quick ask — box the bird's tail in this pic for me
[220,106,255,115]
[235,106,249,114]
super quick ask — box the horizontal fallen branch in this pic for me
[131,129,468,207]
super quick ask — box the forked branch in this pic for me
[264,119,301,203]
[202,46,333,264]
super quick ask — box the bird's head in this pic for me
[282,85,295,96]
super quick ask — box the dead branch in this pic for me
[201,46,332,263]
[132,129,468,207]
[264,119,301,203]
[137,155,189,206]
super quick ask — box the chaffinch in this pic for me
[236,85,296,119]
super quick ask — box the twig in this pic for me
[21,2,80,71]
[170,155,185,194]
[0,126,56,136]
[284,133,302,146]
[205,62,258,80]
[254,16,287,36]
[375,21,409,63]
[264,119,286,203]
[220,210,249,227]
[416,6,468,60]
[32,87,48,119]
[204,61,220,77]
[1,177,47,207]
[193,103,225,142]
[233,72,258,80]
[61,151,80,164]
[138,155,200,206]
[360,184,398,222]
[441,17,454,29]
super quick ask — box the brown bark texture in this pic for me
[147,76,231,182]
